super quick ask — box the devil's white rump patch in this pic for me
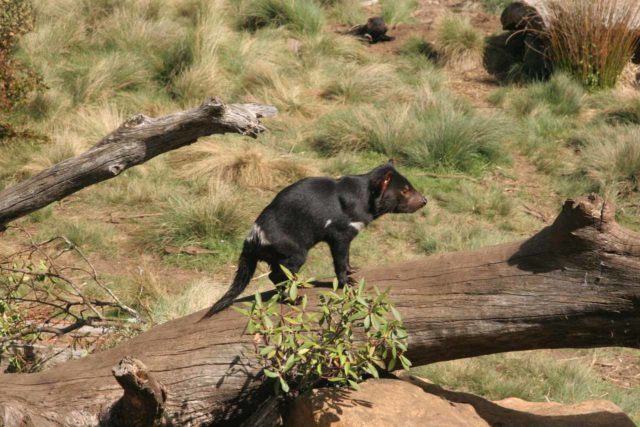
[349,222,365,231]
[246,223,271,245]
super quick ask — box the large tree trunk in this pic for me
[0,194,638,426]
[0,98,277,229]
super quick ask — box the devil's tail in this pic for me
[204,242,258,318]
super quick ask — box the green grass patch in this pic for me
[414,351,640,424]
[435,14,483,63]
[238,0,325,35]
[380,0,417,26]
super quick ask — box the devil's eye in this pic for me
[401,186,409,194]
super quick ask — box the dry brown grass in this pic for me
[546,0,640,88]
[172,141,316,190]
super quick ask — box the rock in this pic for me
[285,377,635,427]
[501,1,545,32]
[484,32,523,81]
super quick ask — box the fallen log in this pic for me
[0,194,638,426]
[0,98,277,230]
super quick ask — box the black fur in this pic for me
[205,161,427,316]
[347,16,395,44]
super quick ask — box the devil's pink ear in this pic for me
[380,171,392,193]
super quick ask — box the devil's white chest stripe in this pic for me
[349,222,365,231]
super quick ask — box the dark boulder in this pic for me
[501,1,545,32]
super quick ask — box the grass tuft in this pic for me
[435,14,484,64]
[380,0,417,26]
[508,73,584,117]
[579,126,640,197]
[172,141,315,191]
[152,186,246,249]
[238,0,325,35]
[546,0,640,89]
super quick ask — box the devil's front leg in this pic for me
[328,233,357,286]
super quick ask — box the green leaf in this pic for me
[332,279,339,291]
[348,379,360,390]
[279,376,290,393]
[284,354,296,372]
[289,282,298,301]
[263,369,279,378]
[280,264,294,281]
[366,363,379,378]
[399,354,412,370]
[388,357,396,371]
[390,306,402,321]
[260,346,275,356]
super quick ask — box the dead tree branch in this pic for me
[0,98,277,229]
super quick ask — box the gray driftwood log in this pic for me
[0,98,277,230]
[0,194,638,426]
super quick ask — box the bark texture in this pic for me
[0,194,638,426]
[0,99,277,229]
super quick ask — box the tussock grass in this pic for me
[150,279,228,323]
[402,106,510,174]
[37,217,116,252]
[435,182,513,220]
[435,14,484,64]
[508,73,584,117]
[327,0,366,26]
[321,63,400,103]
[380,0,417,26]
[546,0,640,89]
[238,0,325,35]
[602,97,640,125]
[298,33,370,67]
[311,104,414,156]
[413,211,512,255]
[66,52,155,104]
[71,103,127,143]
[20,131,85,176]
[312,101,510,175]
[517,109,576,174]
[152,186,246,248]
[172,141,315,190]
[579,126,640,197]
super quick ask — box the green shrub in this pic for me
[546,0,640,89]
[0,0,43,110]
[239,0,325,35]
[237,275,410,395]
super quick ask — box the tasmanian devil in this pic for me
[205,161,427,316]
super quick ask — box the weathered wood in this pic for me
[0,99,277,229]
[99,357,167,427]
[0,194,638,426]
